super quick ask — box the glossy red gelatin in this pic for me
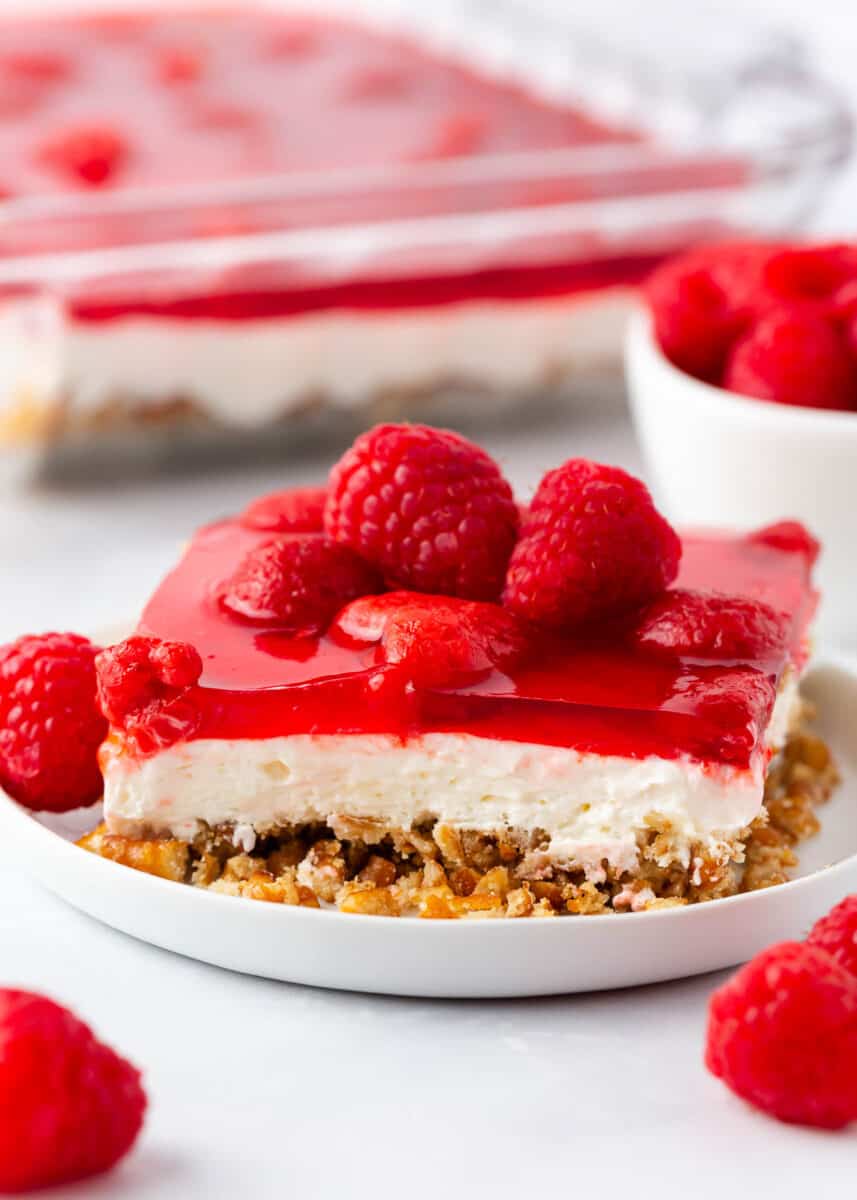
[136,520,816,769]
[0,9,743,321]
[0,9,637,198]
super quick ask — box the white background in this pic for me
[2,3,857,1197]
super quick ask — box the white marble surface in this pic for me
[3,1,857,1193]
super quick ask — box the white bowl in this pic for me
[625,309,857,647]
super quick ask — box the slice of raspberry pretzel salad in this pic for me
[0,424,836,917]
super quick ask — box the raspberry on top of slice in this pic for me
[239,485,327,533]
[227,432,684,644]
[673,667,776,767]
[631,589,789,663]
[332,591,535,688]
[96,635,203,756]
[219,533,382,635]
[324,423,519,601]
[503,458,681,631]
[748,520,820,567]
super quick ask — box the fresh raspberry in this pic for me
[761,244,857,314]
[96,636,203,755]
[239,486,327,533]
[676,668,775,766]
[807,896,857,979]
[832,278,857,359]
[382,609,496,688]
[38,124,128,186]
[632,589,788,661]
[425,112,488,158]
[844,312,857,362]
[705,942,857,1129]
[220,534,381,635]
[3,52,71,82]
[333,591,438,643]
[0,990,146,1192]
[0,632,106,813]
[503,459,681,631]
[724,310,857,411]
[156,47,206,84]
[833,277,857,326]
[324,424,518,601]
[648,262,743,381]
[333,591,533,687]
[646,243,772,381]
[748,520,821,566]
[267,25,320,58]
[344,64,411,100]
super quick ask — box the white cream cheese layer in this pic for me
[102,666,799,881]
[0,290,632,430]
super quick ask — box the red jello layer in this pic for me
[0,9,744,320]
[0,9,638,200]
[64,253,666,324]
[136,519,816,769]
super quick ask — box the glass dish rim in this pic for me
[0,0,851,283]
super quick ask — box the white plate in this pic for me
[2,659,856,998]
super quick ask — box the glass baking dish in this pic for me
[0,0,850,477]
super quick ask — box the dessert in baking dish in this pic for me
[58,424,834,917]
[0,7,725,449]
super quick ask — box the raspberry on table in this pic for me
[0,632,106,812]
[37,123,128,186]
[239,486,327,533]
[333,591,534,687]
[324,423,519,601]
[705,942,857,1129]
[807,896,857,979]
[724,310,857,411]
[220,533,381,634]
[0,990,146,1193]
[503,459,681,631]
[632,589,788,661]
[748,520,821,567]
[96,635,203,755]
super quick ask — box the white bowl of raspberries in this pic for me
[626,242,857,647]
